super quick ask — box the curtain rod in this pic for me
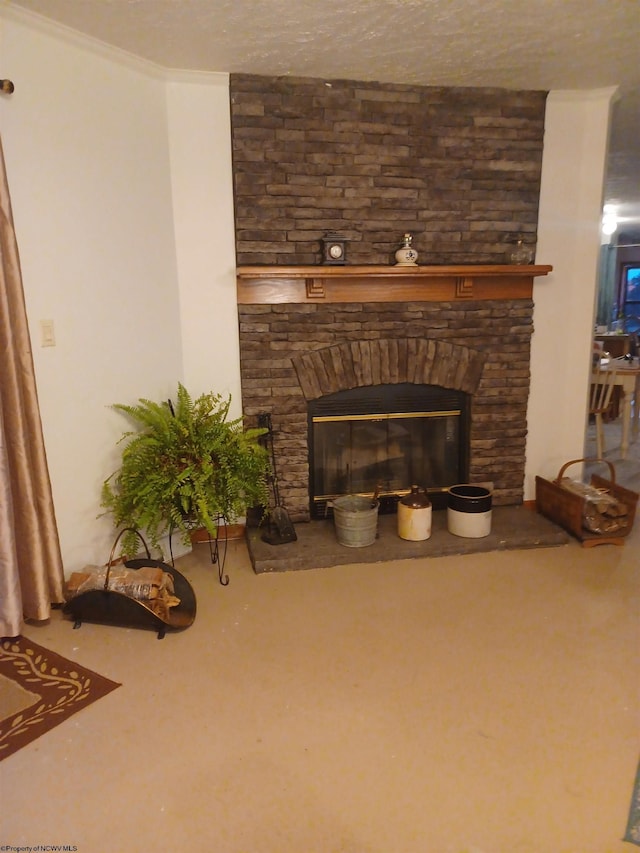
[1,80,15,94]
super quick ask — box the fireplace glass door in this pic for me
[309,384,469,516]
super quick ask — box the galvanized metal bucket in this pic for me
[333,495,379,547]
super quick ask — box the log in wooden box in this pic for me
[535,458,638,547]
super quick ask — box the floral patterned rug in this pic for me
[0,636,120,761]
[625,758,640,846]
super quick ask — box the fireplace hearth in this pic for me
[245,506,570,573]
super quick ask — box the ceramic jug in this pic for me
[397,485,432,541]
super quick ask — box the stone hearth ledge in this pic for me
[246,506,570,573]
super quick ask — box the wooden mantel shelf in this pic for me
[236,264,553,304]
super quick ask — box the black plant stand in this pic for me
[209,516,229,586]
[169,514,229,585]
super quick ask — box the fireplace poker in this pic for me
[258,413,297,545]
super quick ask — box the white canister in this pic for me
[397,485,432,541]
[447,484,492,538]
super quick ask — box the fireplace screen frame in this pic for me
[308,383,470,517]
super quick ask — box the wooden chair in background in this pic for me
[590,368,618,458]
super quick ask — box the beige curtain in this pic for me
[0,135,65,638]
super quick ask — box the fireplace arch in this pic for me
[292,338,486,401]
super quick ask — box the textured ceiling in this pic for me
[7,0,640,225]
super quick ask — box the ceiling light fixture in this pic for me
[602,204,618,236]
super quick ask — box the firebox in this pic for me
[308,383,469,517]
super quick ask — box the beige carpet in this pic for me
[2,522,638,853]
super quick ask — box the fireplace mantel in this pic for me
[236,264,552,304]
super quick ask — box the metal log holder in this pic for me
[63,528,197,639]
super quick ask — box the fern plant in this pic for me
[101,384,269,556]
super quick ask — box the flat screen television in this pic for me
[621,264,640,334]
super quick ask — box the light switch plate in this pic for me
[40,319,55,347]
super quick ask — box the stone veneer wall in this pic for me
[230,75,547,265]
[239,299,533,521]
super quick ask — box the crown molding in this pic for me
[2,4,148,79]
[547,86,619,106]
[3,4,229,87]
[164,69,229,87]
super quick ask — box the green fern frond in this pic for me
[100,385,269,557]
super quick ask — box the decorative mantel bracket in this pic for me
[237,264,552,304]
[305,277,325,299]
[456,275,475,299]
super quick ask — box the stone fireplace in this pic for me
[237,264,551,522]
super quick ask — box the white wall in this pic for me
[0,8,244,573]
[526,89,616,497]
[0,10,187,570]
[166,73,243,414]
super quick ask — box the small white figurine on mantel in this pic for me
[395,233,419,266]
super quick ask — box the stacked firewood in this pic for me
[66,565,180,616]
[559,478,630,534]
